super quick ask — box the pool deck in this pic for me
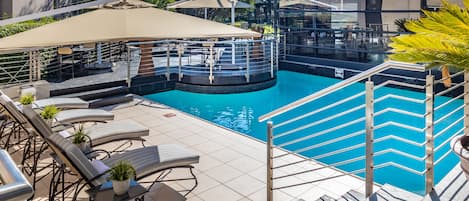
[103,97,373,201]
[28,96,373,201]
[26,96,469,201]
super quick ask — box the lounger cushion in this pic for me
[103,145,199,179]
[85,119,149,146]
[33,98,89,109]
[55,109,114,124]
[58,120,149,146]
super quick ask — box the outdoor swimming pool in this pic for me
[145,70,462,195]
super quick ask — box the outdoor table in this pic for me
[87,180,147,201]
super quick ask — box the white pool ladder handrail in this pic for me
[258,61,425,122]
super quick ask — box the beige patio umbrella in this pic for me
[0,7,261,51]
[89,0,156,8]
[280,0,338,9]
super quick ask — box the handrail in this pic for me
[259,61,425,122]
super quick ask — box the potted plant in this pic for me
[109,161,136,196]
[451,135,469,180]
[72,124,89,152]
[19,93,35,110]
[40,105,60,126]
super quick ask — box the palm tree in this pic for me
[388,0,469,87]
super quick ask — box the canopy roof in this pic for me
[280,0,337,8]
[89,0,156,8]
[0,7,260,51]
[167,0,252,9]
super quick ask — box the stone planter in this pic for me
[112,179,130,196]
[450,135,469,180]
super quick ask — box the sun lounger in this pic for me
[46,133,199,200]
[33,97,89,109]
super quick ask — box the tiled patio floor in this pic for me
[26,97,374,201]
[100,97,371,201]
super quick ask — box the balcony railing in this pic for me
[260,61,466,200]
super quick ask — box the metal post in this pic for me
[204,8,208,19]
[464,70,469,134]
[178,44,183,81]
[29,51,33,82]
[209,45,214,84]
[109,43,112,62]
[276,38,279,69]
[166,43,170,81]
[232,39,236,64]
[283,34,287,60]
[365,81,374,198]
[97,43,102,64]
[245,43,250,82]
[36,51,41,80]
[270,41,274,78]
[267,121,274,201]
[425,74,435,195]
[126,47,131,88]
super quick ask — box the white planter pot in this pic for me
[112,179,130,196]
[450,135,469,180]
[20,104,32,112]
[76,142,89,152]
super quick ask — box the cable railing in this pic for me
[126,39,277,86]
[258,61,469,200]
[432,71,466,170]
[0,42,124,87]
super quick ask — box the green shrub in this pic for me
[109,161,136,181]
[40,105,60,120]
[72,125,88,144]
[0,17,55,38]
[19,94,34,105]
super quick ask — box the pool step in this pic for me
[53,86,132,108]
[316,190,364,201]
[316,184,422,201]
[55,86,128,101]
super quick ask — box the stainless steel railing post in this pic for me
[178,44,183,81]
[209,44,214,84]
[270,41,274,78]
[464,70,469,134]
[166,43,170,81]
[283,34,287,60]
[246,43,250,83]
[365,81,374,198]
[127,46,131,88]
[425,74,435,195]
[267,121,274,201]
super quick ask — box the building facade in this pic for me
[277,0,464,67]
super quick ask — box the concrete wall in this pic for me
[11,0,54,18]
[381,0,421,32]
[427,0,464,7]
[0,0,13,19]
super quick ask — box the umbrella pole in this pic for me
[231,1,236,64]
[97,43,102,64]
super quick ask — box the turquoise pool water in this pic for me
[145,70,462,195]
